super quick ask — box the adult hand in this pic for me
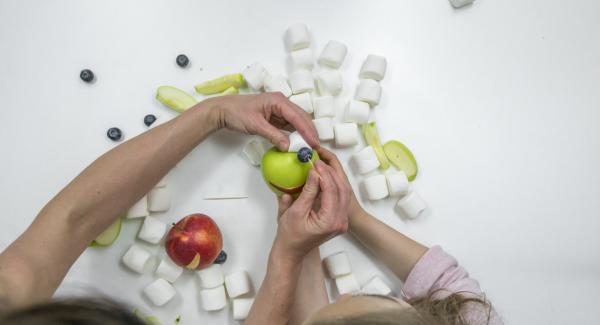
[274,160,350,259]
[209,92,319,151]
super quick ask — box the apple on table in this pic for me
[166,214,223,270]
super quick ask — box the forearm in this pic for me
[349,202,428,281]
[246,242,303,325]
[288,247,329,325]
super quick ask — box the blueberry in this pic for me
[106,127,122,141]
[144,114,157,127]
[80,69,94,83]
[213,251,227,264]
[297,147,313,163]
[176,54,189,68]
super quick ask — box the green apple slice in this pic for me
[92,217,122,246]
[156,86,197,113]
[219,86,238,96]
[383,140,418,181]
[361,122,390,170]
[194,73,246,95]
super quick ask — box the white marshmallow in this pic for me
[316,70,343,96]
[156,174,168,188]
[289,92,314,114]
[313,118,335,141]
[335,273,360,295]
[359,54,387,81]
[355,79,382,107]
[386,171,410,197]
[264,74,292,97]
[127,195,149,219]
[143,278,176,307]
[197,264,224,289]
[288,131,311,152]
[243,62,268,90]
[334,123,358,147]
[285,23,310,51]
[313,96,335,118]
[148,187,171,212]
[199,285,227,311]
[450,0,474,8]
[361,276,392,296]
[364,174,389,200]
[233,298,255,320]
[323,252,352,278]
[396,191,427,219]
[122,244,152,274]
[155,258,183,283]
[344,100,370,124]
[288,70,315,94]
[242,139,269,166]
[352,146,380,174]
[225,270,251,298]
[138,216,167,244]
[318,40,347,68]
[289,48,314,71]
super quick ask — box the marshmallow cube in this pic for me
[138,216,167,244]
[155,258,184,283]
[143,278,176,307]
[243,139,269,166]
[122,244,152,274]
[361,276,392,296]
[450,0,474,8]
[359,54,387,81]
[334,123,359,147]
[345,100,370,124]
[197,264,224,289]
[127,195,149,219]
[355,79,382,107]
[313,96,335,118]
[313,118,335,141]
[396,191,427,219]
[288,131,311,152]
[364,174,389,200]
[352,146,380,174]
[148,187,171,212]
[285,23,310,51]
[324,252,352,278]
[199,285,227,311]
[289,48,314,71]
[318,40,348,68]
[386,171,410,197]
[289,70,315,94]
[335,273,360,295]
[289,92,314,114]
[156,174,168,188]
[225,271,251,298]
[264,74,292,98]
[316,70,343,96]
[243,62,268,90]
[233,298,255,320]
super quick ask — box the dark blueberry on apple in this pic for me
[297,147,313,163]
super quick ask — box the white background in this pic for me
[1,0,599,324]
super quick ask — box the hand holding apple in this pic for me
[261,147,319,196]
[165,214,223,270]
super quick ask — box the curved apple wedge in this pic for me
[156,86,197,113]
[383,140,418,181]
[91,217,122,247]
[361,122,391,171]
[194,73,245,95]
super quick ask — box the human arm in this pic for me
[0,93,319,308]
[287,248,329,325]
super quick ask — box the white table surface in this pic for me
[1,0,599,324]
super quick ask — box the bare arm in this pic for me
[288,247,329,325]
[0,93,319,308]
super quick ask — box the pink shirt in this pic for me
[403,246,504,325]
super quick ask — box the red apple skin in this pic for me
[165,214,223,270]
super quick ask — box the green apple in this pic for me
[195,73,246,95]
[90,217,122,247]
[261,147,319,196]
[383,140,418,181]
[156,86,197,113]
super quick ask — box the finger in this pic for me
[273,99,320,149]
[317,147,348,183]
[277,194,293,219]
[313,161,339,219]
[257,119,290,151]
[292,169,321,214]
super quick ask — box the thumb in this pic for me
[293,169,320,213]
[277,194,293,219]
[258,120,289,151]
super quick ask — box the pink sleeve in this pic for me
[403,246,504,325]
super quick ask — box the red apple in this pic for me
[165,214,223,270]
